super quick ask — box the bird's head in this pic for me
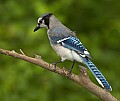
[34,13,53,32]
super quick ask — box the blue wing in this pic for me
[57,36,92,59]
[48,27,91,58]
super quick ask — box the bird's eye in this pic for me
[39,20,42,23]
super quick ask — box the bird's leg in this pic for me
[69,60,75,73]
[52,60,63,69]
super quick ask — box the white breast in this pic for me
[51,44,83,63]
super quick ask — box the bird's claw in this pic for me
[52,63,56,70]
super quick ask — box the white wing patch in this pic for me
[80,54,86,58]
[84,50,90,55]
[57,37,70,43]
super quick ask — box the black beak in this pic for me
[34,25,40,32]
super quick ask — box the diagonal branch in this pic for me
[0,48,119,101]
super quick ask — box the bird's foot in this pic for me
[68,68,72,74]
[52,61,62,70]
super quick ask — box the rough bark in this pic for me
[0,48,119,101]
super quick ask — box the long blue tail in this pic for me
[83,58,112,91]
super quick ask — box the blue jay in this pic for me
[34,13,112,91]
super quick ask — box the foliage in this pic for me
[0,0,120,101]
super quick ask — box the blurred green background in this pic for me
[0,0,120,101]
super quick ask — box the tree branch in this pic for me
[0,48,119,101]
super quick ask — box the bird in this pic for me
[34,13,112,91]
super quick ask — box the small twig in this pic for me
[12,50,16,53]
[20,49,25,55]
[34,54,42,59]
